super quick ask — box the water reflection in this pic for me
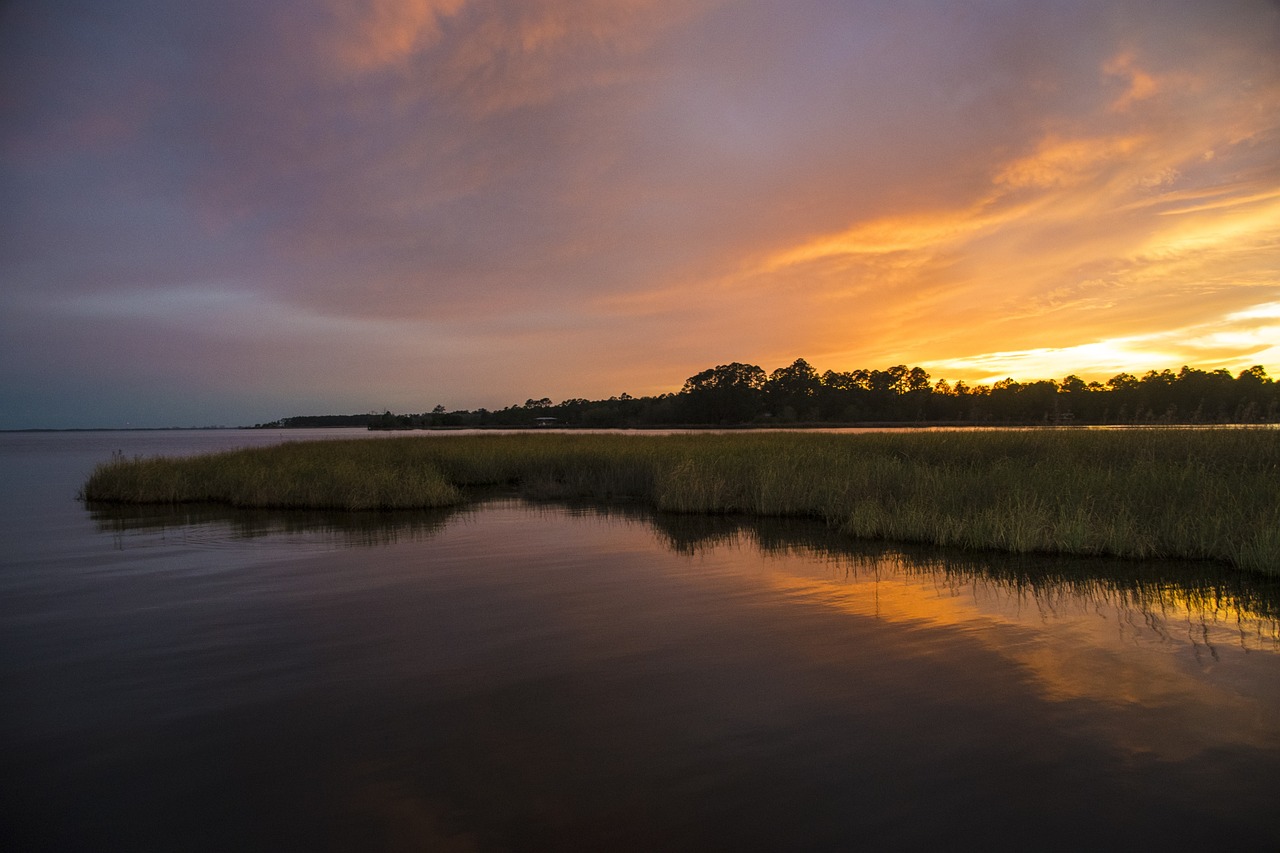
[704,517,1280,760]
[89,496,1280,651]
[653,509,1280,648]
[87,494,1280,753]
[87,501,471,550]
[87,496,1280,763]
[7,497,1276,849]
[643,508,1280,760]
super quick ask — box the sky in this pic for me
[2,0,1278,428]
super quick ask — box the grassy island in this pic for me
[81,429,1280,574]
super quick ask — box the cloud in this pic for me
[733,18,1280,379]
[428,0,714,115]
[1,0,1278,426]
[926,298,1280,383]
[324,0,468,71]
[1103,51,1163,113]
[993,134,1147,191]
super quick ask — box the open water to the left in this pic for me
[2,429,1280,852]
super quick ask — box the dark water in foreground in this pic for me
[2,430,1279,851]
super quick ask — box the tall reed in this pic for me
[81,429,1280,574]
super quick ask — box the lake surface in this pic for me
[2,429,1279,851]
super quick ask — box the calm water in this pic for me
[2,430,1279,851]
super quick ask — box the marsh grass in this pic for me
[83,442,463,510]
[81,429,1280,574]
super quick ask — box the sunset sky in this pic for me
[2,0,1278,428]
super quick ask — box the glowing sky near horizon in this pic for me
[2,0,1278,427]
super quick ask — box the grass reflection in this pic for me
[87,500,471,548]
[89,496,1280,648]
[650,509,1280,649]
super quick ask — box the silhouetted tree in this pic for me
[765,358,821,420]
[332,357,1277,430]
[680,362,766,423]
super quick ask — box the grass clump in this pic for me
[83,441,462,510]
[81,429,1280,574]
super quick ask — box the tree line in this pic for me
[253,359,1279,429]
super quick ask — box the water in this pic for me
[2,430,1279,851]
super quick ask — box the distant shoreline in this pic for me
[1,427,242,434]
[8,421,1278,434]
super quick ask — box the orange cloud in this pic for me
[759,207,1011,270]
[326,0,468,71]
[1103,51,1162,112]
[926,299,1280,384]
[733,73,1279,378]
[993,134,1146,190]
[758,129,1158,280]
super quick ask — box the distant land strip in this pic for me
[252,360,1279,430]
